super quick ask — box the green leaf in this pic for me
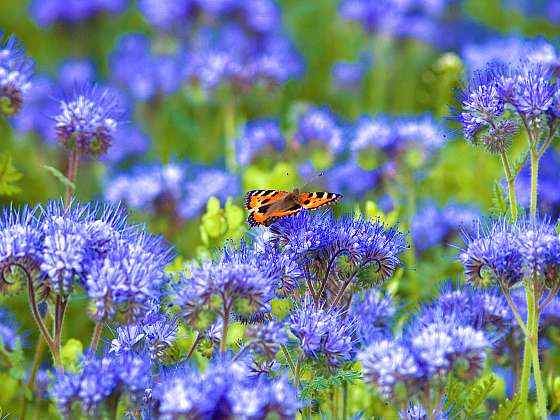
[0,153,22,196]
[511,151,529,178]
[43,165,75,191]
[464,375,496,418]
[489,181,508,217]
[61,338,83,373]
[489,394,521,420]
[300,369,361,401]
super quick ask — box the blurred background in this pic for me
[0,0,560,413]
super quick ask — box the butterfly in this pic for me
[245,188,343,227]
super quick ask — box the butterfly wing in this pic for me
[245,190,289,210]
[247,201,303,227]
[298,192,343,210]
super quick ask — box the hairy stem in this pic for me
[528,287,548,419]
[89,321,104,355]
[502,286,528,335]
[220,303,230,353]
[530,150,539,223]
[280,344,296,379]
[186,331,202,361]
[20,314,51,420]
[64,149,80,208]
[342,380,348,420]
[500,152,517,220]
[519,286,533,415]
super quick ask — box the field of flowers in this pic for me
[1,0,560,419]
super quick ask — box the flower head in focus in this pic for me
[55,84,122,156]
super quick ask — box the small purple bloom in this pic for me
[0,33,34,117]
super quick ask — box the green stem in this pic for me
[223,98,237,173]
[280,344,296,378]
[294,355,303,389]
[502,286,528,335]
[530,293,548,419]
[186,331,202,361]
[20,314,51,420]
[519,287,533,415]
[89,321,104,355]
[342,380,348,420]
[530,150,539,223]
[500,152,517,220]
[220,304,230,353]
[64,149,79,208]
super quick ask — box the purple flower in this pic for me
[55,84,122,156]
[462,36,560,74]
[110,34,184,101]
[271,210,407,284]
[0,309,22,352]
[460,218,560,289]
[236,119,285,166]
[178,167,239,219]
[51,353,151,417]
[411,201,479,253]
[58,59,97,93]
[102,125,150,165]
[30,0,128,27]
[152,359,300,419]
[325,161,379,200]
[175,240,283,323]
[351,288,398,343]
[105,162,186,213]
[294,106,344,154]
[332,58,369,90]
[138,0,192,31]
[359,339,420,398]
[289,297,358,367]
[0,33,34,117]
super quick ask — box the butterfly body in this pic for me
[245,188,342,227]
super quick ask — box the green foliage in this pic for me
[0,337,26,382]
[43,164,75,191]
[0,153,22,196]
[445,374,496,419]
[61,338,83,373]
[489,181,508,218]
[300,369,362,401]
[243,162,298,192]
[363,201,400,226]
[199,197,245,253]
[489,394,521,420]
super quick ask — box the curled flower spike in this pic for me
[460,218,560,290]
[55,84,122,156]
[0,33,34,117]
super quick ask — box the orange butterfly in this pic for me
[245,188,343,227]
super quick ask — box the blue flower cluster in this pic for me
[55,85,122,156]
[51,353,151,417]
[289,297,358,367]
[411,201,479,254]
[358,282,507,398]
[453,58,560,153]
[462,36,559,75]
[30,0,128,26]
[0,33,34,117]
[331,54,371,91]
[110,34,185,101]
[271,210,407,286]
[110,306,178,361]
[106,0,304,99]
[236,118,285,166]
[0,201,172,324]
[460,219,560,289]
[338,0,463,48]
[174,240,285,326]
[0,308,21,352]
[105,162,238,220]
[152,359,300,419]
[11,58,150,164]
